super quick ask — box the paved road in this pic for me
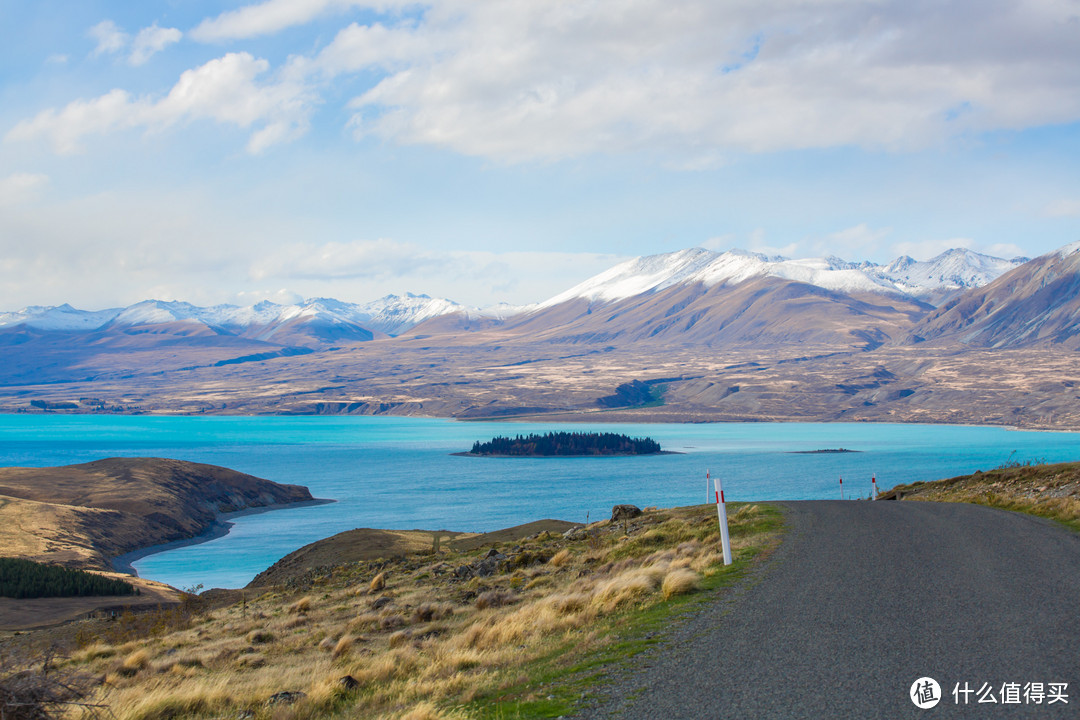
[577,501,1080,719]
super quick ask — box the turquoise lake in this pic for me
[2,415,1079,590]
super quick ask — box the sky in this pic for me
[2,0,1080,311]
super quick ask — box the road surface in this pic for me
[576,500,1080,718]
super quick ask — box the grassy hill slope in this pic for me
[4,503,782,720]
[880,460,1080,531]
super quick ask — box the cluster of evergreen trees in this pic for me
[469,431,661,456]
[0,557,137,599]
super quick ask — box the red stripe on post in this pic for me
[720,490,725,503]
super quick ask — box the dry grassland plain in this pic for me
[4,332,1080,430]
[4,503,782,720]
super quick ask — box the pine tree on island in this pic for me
[467,431,662,456]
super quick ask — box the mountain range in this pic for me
[0,247,1028,342]
[0,293,468,342]
[0,243,1077,428]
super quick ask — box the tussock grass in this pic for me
[289,596,313,614]
[116,648,149,676]
[331,635,353,659]
[887,461,1080,532]
[369,572,387,593]
[474,590,516,610]
[32,502,781,720]
[247,629,274,644]
[399,700,468,720]
[547,548,572,567]
[73,642,116,662]
[661,568,701,599]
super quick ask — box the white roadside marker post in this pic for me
[839,475,845,501]
[872,474,878,500]
[714,473,733,566]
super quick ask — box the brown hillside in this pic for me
[907,246,1080,349]
[0,457,314,570]
[248,519,581,587]
[498,277,929,349]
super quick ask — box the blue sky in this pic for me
[2,0,1079,310]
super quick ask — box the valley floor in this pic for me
[3,340,1079,431]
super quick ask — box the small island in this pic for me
[788,448,861,454]
[456,431,668,457]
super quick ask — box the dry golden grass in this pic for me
[31,502,778,720]
[117,648,150,676]
[290,596,313,614]
[661,568,701,599]
[398,701,469,720]
[370,572,387,593]
[885,461,1080,531]
[548,548,572,567]
[331,635,353,660]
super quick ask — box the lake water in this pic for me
[2,415,1079,590]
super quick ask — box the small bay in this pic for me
[1,415,1078,590]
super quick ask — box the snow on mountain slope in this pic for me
[349,293,467,335]
[0,294,473,339]
[0,304,122,330]
[0,247,1027,337]
[907,241,1080,349]
[872,249,1027,298]
[539,248,906,308]
[1055,239,1080,258]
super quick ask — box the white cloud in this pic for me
[233,289,306,305]
[191,0,387,42]
[6,89,137,154]
[0,187,289,310]
[250,238,445,281]
[27,0,1080,162]
[891,237,975,261]
[129,24,182,66]
[6,53,312,154]
[700,235,737,252]
[984,242,1028,260]
[248,239,623,305]
[743,228,800,259]
[0,173,48,206]
[818,224,893,258]
[318,0,1080,161]
[88,20,128,56]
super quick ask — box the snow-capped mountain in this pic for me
[537,247,1023,309]
[908,241,1080,349]
[347,293,468,335]
[0,246,1034,348]
[871,249,1028,302]
[538,248,883,307]
[0,303,122,331]
[0,294,472,342]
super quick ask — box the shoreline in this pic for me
[450,450,683,458]
[10,410,1080,433]
[110,498,335,577]
[2,410,1079,433]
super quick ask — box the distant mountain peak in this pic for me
[906,239,1080,349]
[1053,239,1080,258]
[0,293,472,340]
[537,246,993,309]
